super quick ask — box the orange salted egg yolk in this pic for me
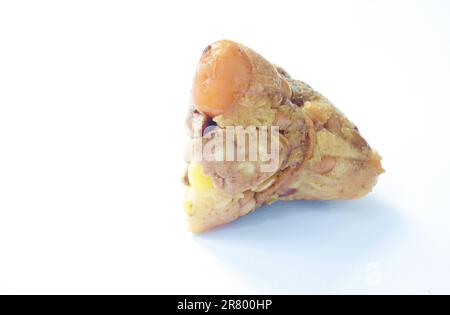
[192,40,252,117]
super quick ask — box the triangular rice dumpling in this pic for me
[184,40,383,233]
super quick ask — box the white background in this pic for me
[1,0,450,294]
